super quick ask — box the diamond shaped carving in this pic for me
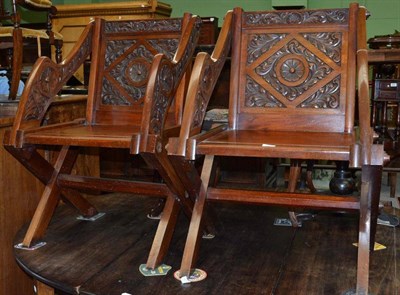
[102,39,179,106]
[252,37,333,103]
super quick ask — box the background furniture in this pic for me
[51,0,171,84]
[0,0,62,100]
[371,79,400,140]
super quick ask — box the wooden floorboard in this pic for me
[14,193,399,295]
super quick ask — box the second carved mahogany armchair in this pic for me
[4,14,202,274]
[168,4,386,293]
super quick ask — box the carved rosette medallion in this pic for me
[276,55,309,87]
[126,58,150,87]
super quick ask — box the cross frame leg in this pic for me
[178,155,214,278]
[21,146,88,247]
[5,144,98,219]
[356,164,382,294]
[146,193,180,269]
[288,160,302,227]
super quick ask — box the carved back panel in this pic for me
[231,5,357,133]
[88,16,188,126]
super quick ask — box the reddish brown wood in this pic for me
[146,192,180,268]
[22,146,79,246]
[4,13,203,284]
[168,4,385,293]
[35,280,54,295]
[288,161,302,227]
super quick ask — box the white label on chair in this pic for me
[390,83,397,87]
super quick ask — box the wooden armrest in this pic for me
[139,15,202,153]
[170,11,233,158]
[7,22,95,147]
[168,124,227,159]
[9,119,85,148]
[163,125,182,139]
[356,6,374,165]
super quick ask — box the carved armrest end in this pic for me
[140,15,202,153]
[171,11,233,158]
[7,23,95,147]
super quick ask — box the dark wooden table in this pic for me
[14,193,399,295]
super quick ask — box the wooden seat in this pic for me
[4,13,202,275]
[168,4,387,293]
[0,0,63,100]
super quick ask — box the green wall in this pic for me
[166,0,399,38]
[7,0,400,39]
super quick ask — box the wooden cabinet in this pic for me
[0,115,39,295]
[371,79,400,140]
[51,0,171,83]
[374,79,400,100]
[0,95,94,295]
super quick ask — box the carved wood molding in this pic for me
[104,19,182,34]
[22,26,93,122]
[244,8,349,26]
[53,1,172,19]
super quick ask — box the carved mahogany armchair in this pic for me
[4,14,202,271]
[0,0,63,100]
[168,4,386,293]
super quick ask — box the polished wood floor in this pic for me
[14,192,399,295]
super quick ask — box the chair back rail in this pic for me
[230,6,358,133]
[86,15,195,129]
[7,15,202,150]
